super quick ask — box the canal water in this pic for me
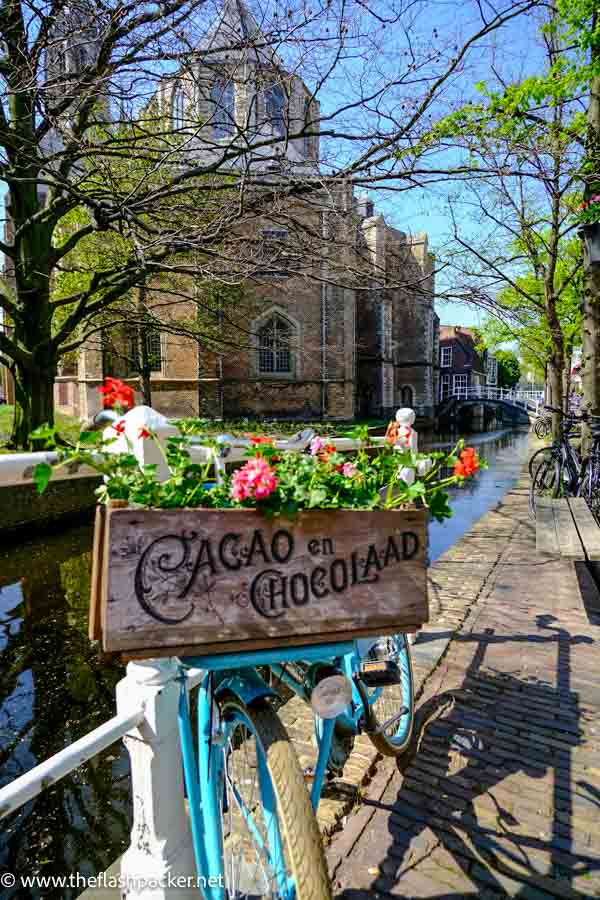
[0,426,530,897]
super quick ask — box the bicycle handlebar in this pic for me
[544,405,589,423]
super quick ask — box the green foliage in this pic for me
[495,350,521,388]
[479,234,583,380]
[33,425,483,522]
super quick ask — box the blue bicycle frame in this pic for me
[177,637,406,899]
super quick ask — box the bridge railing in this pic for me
[445,386,544,412]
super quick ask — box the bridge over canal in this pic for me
[437,386,544,427]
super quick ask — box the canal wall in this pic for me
[0,477,100,541]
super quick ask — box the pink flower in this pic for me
[310,436,327,456]
[592,194,600,203]
[231,458,278,502]
[342,462,357,478]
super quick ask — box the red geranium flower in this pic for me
[113,420,126,435]
[249,436,274,445]
[454,448,480,478]
[319,443,337,462]
[138,427,151,440]
[97,377,135,410]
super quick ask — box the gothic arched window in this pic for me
[266,82,286,136]
[172,86,186,129]
[258,314,294,374]
[401,385,414,407]
[211,78,235,138]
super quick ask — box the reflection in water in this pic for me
[0,428,530,895]
[0,525,129,899]
[425,427,530,561]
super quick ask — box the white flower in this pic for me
[397,465,415,485]
[417,457,433,476]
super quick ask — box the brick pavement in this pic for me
[326,475,600,898]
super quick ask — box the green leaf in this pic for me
[29,424,57,448]
[33,462,53,495]
[308,487,328,507]
[78,429,100,445]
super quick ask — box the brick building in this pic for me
[438,326,496,400]
[3,0,439,425]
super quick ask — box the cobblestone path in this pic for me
[325,476,600,898]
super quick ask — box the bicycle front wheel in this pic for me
[578,470,600,522]
[357,634,414,757]
[218,694,331,900]
[529,457,559,516]
[528,445,553,479]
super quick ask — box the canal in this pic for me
[0,426,530,897]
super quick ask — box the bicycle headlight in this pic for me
[310,674,352,719]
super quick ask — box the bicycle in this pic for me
[177,637,414,899]
[167,431,416,898]
[529,406,585,516]
[577,416,600,521]
[532,414,551,440]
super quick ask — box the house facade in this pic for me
[3,0,439,426]
[438,326,497,400]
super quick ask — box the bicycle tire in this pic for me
[534,417,551,439]
[528,445,553,479]
[357,635,415,757]
[529,458,559,517]
[578,469,600,521]
[218,694,332,900]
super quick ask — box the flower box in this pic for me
[90,504,428,659]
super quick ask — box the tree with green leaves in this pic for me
[495,350,521,388]
[434,9,587,434]
[477,236,583,405]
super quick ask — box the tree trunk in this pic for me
[139,327,153,406]
[581,265,600,452]
[138,283,152,406]
[581,65,600,454]
[10,362,57,449]
[547,357,563,440]
[563,352,571,413]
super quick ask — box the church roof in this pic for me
[196,0,283,68]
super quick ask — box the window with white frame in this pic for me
[211,78,235,138]
[453,374,468,393]
[440,346,452,367]
[258,315,294,374]
[440,374,450,399]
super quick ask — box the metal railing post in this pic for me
[117,659,197,899]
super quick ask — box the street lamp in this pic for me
[579,222,600,267]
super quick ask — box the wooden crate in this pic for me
[91,505,429,659]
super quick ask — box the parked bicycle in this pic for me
[577,417,600,521]
[532,414,552,440]
[177,634,413,899]
[529,406,585,516]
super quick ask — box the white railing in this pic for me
[0,406,418,487]
[0,405,419,898]
[444,386,544,412]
